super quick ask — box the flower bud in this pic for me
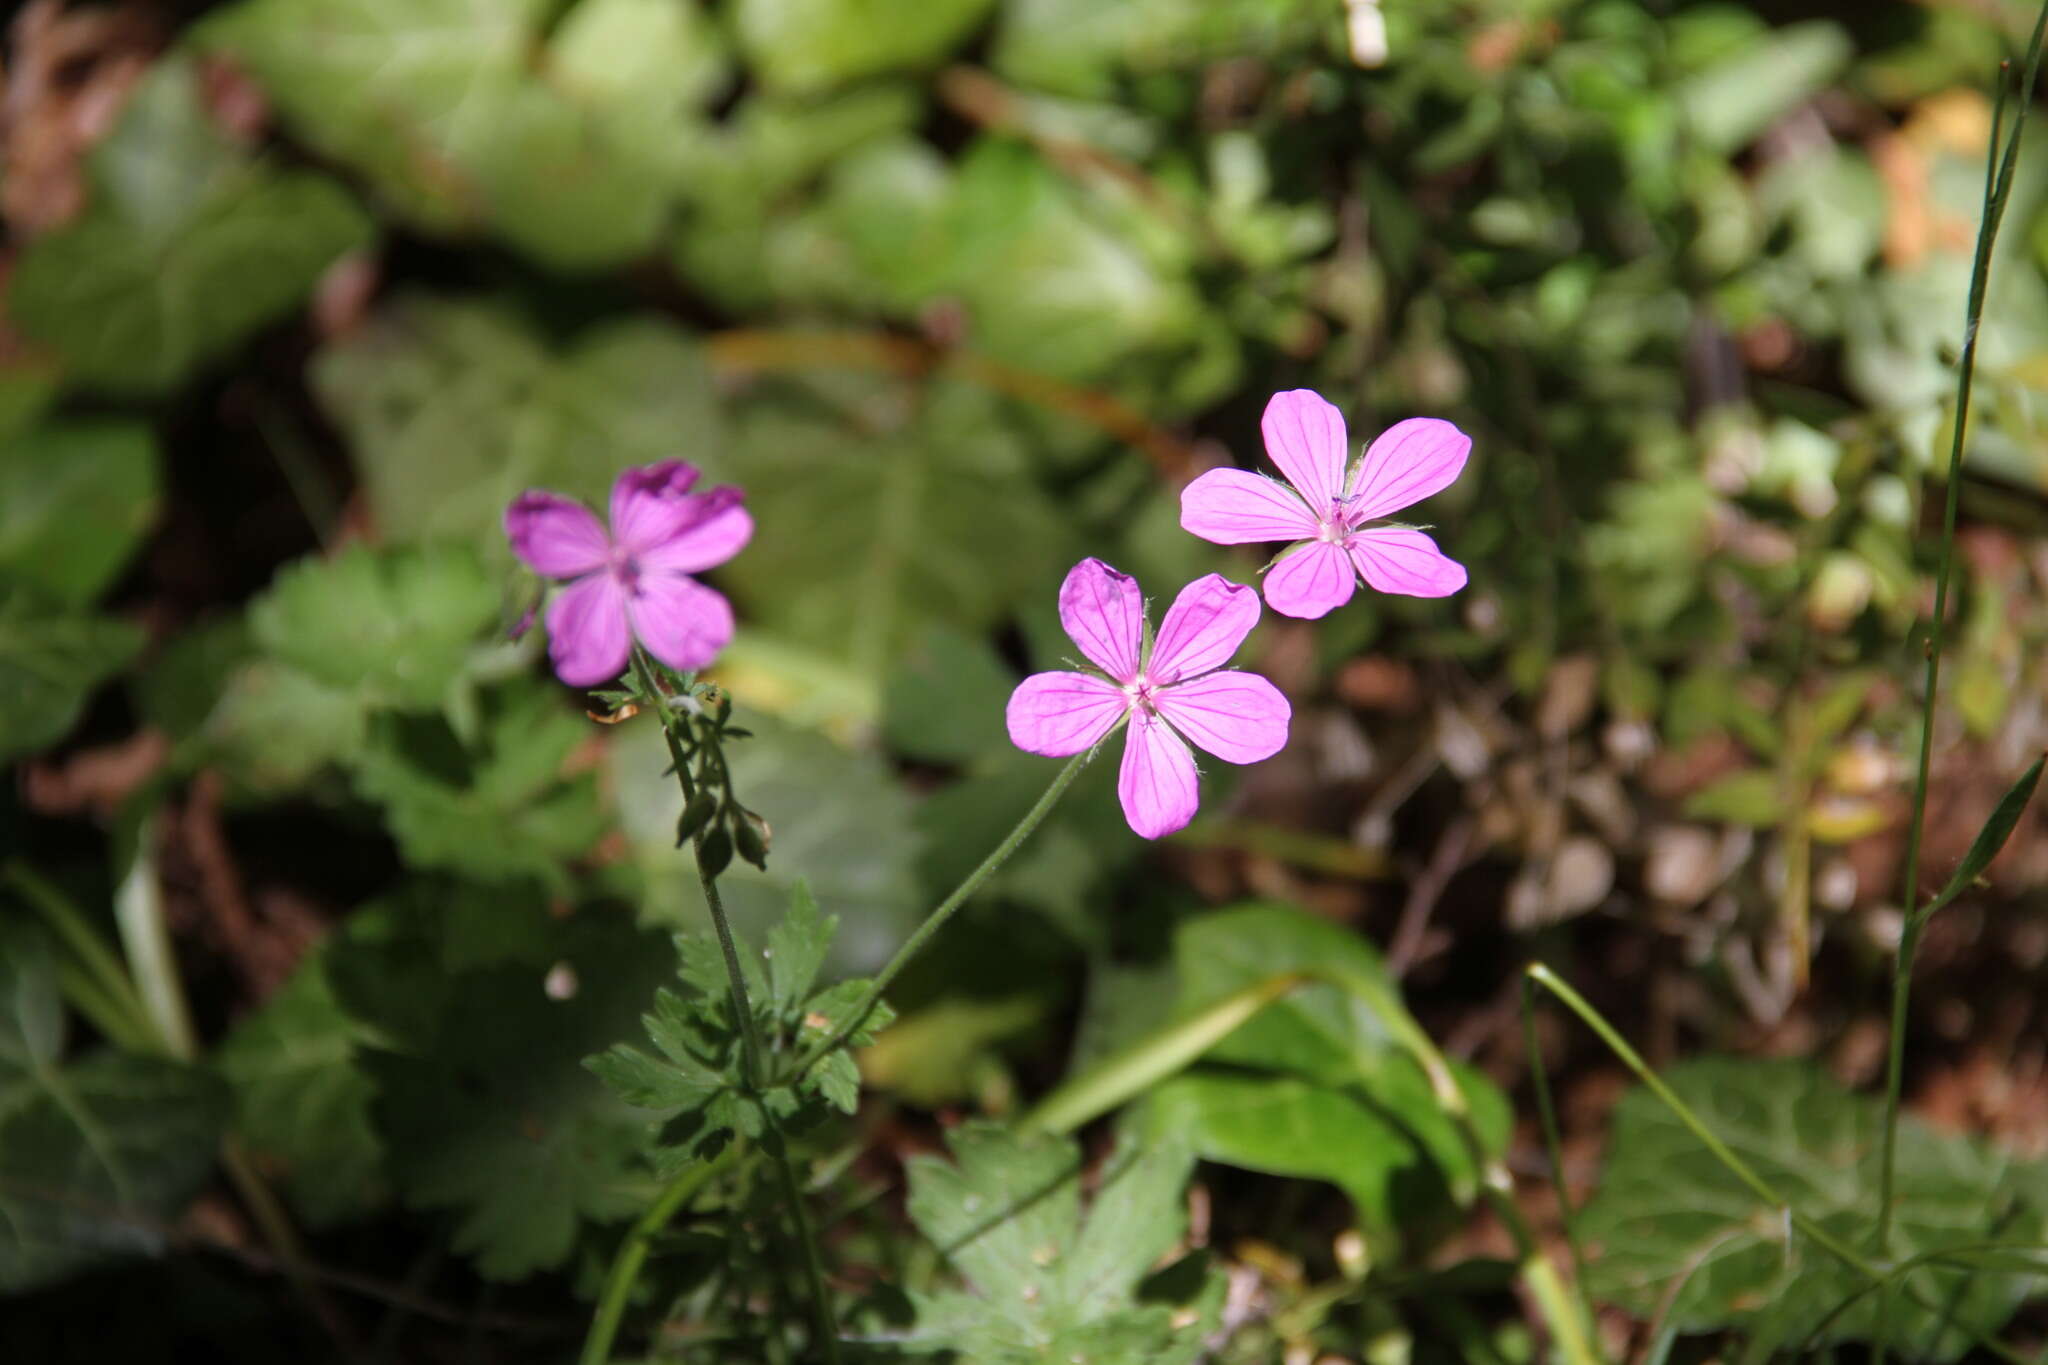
[735,810,771,870]
[675,791,718,846]
[697,826,734,879]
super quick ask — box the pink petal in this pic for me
[505,491,609,578]
[628,573,735,672]
[545,573,632,687]
[1006,671,1129,757]
[1179,468,1321,545]
[1058,558,1144,683]
[1261,389,1349,511]
[1347,527,1467,598]
[1118,709,1199,840]
[636,491,754,574]
[1348,417,1471,521]
[1149,574,1260,684]
[610,460,706,554]
[1262,540,1355,619]
[1154,671,1291,765]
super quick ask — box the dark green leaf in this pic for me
[0,580,145,763]
[215,950,384,1227]
[0,422,157,607]
[1581,1058,2048,1360]
[9,58,369,394]
[0,926,226,1292]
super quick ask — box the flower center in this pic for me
[1318,495,1359,543]
[609,547,643,591]
[1124,675,1160,714]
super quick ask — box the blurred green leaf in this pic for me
[1681,769,1786,827]
[726,382,1064,680]
[9,58,370,394]
[883,623,1016,762]
[312,297,725,553]
[0,422,157,607]
[0,580,145,763]
[215,950,384,1227]
[993,0,1326,99]
[612,715,922,971]
[201,0,723,266]
[1582,1058,2048,1360]
[353,689,609,890]
[0,924,227,1293]
[735,0,994,95]
[248,543,498,710]
[199,660,368,793]
[902,1122,1217,1361]
[1676,20,1851,153]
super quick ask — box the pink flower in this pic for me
[505,461,752,687]
[1180,389,1471,619]
[1006,558,1291,840]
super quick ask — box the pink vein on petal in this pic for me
[1179,468,1321,545]
[505,492,609,578]
[1261,389,1349,509]
[1006,671,1129,756]
[545,572,632,686]
[1262,540,1355,619]
[1149,574,1260,684]
[1347,527,1467,598]
[1118,709,1199,839]
[1348,418,1471,521]
[1154,671,1290,765]
[1058,558,1144,682]
[629,574,736,672]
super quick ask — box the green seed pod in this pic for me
[734,810,770,870]
[675,791,718,846]
[697,825,734,880]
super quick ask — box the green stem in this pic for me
[1522,977,1590,1294]
[580,1148,737,1365]
[763,1133,838,1365]
[794,749,1091,1077]
[1881,4,2048,1253]
[1528,963,2035,1365]
[5,862,155,1047]
[629,651,838,1363]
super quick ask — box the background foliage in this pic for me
[11,0,2048,1360]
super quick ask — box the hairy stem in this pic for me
[1880,2,2048,1253]
[794,749,1091,1076]
[628,651,839,1362]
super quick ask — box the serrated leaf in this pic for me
[0,927,227,1292]
[765,882,832,1014]
[249,543,498,710]
[215,951,384,1227]
[311,298,726,555]
[903,1123,1206,1359]
[9,58,369,395]
[1581,1058,2048,1360]
[0,421,157,607]
[331,902,676,1280]
[199,0,723,267]
[0,579,145,762]
[352,690,609,890]
[1921,754,2044,917]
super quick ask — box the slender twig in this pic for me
[793,748,1092,1077]
[1880,3,2048,1254]
[1387,816,1473,977]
